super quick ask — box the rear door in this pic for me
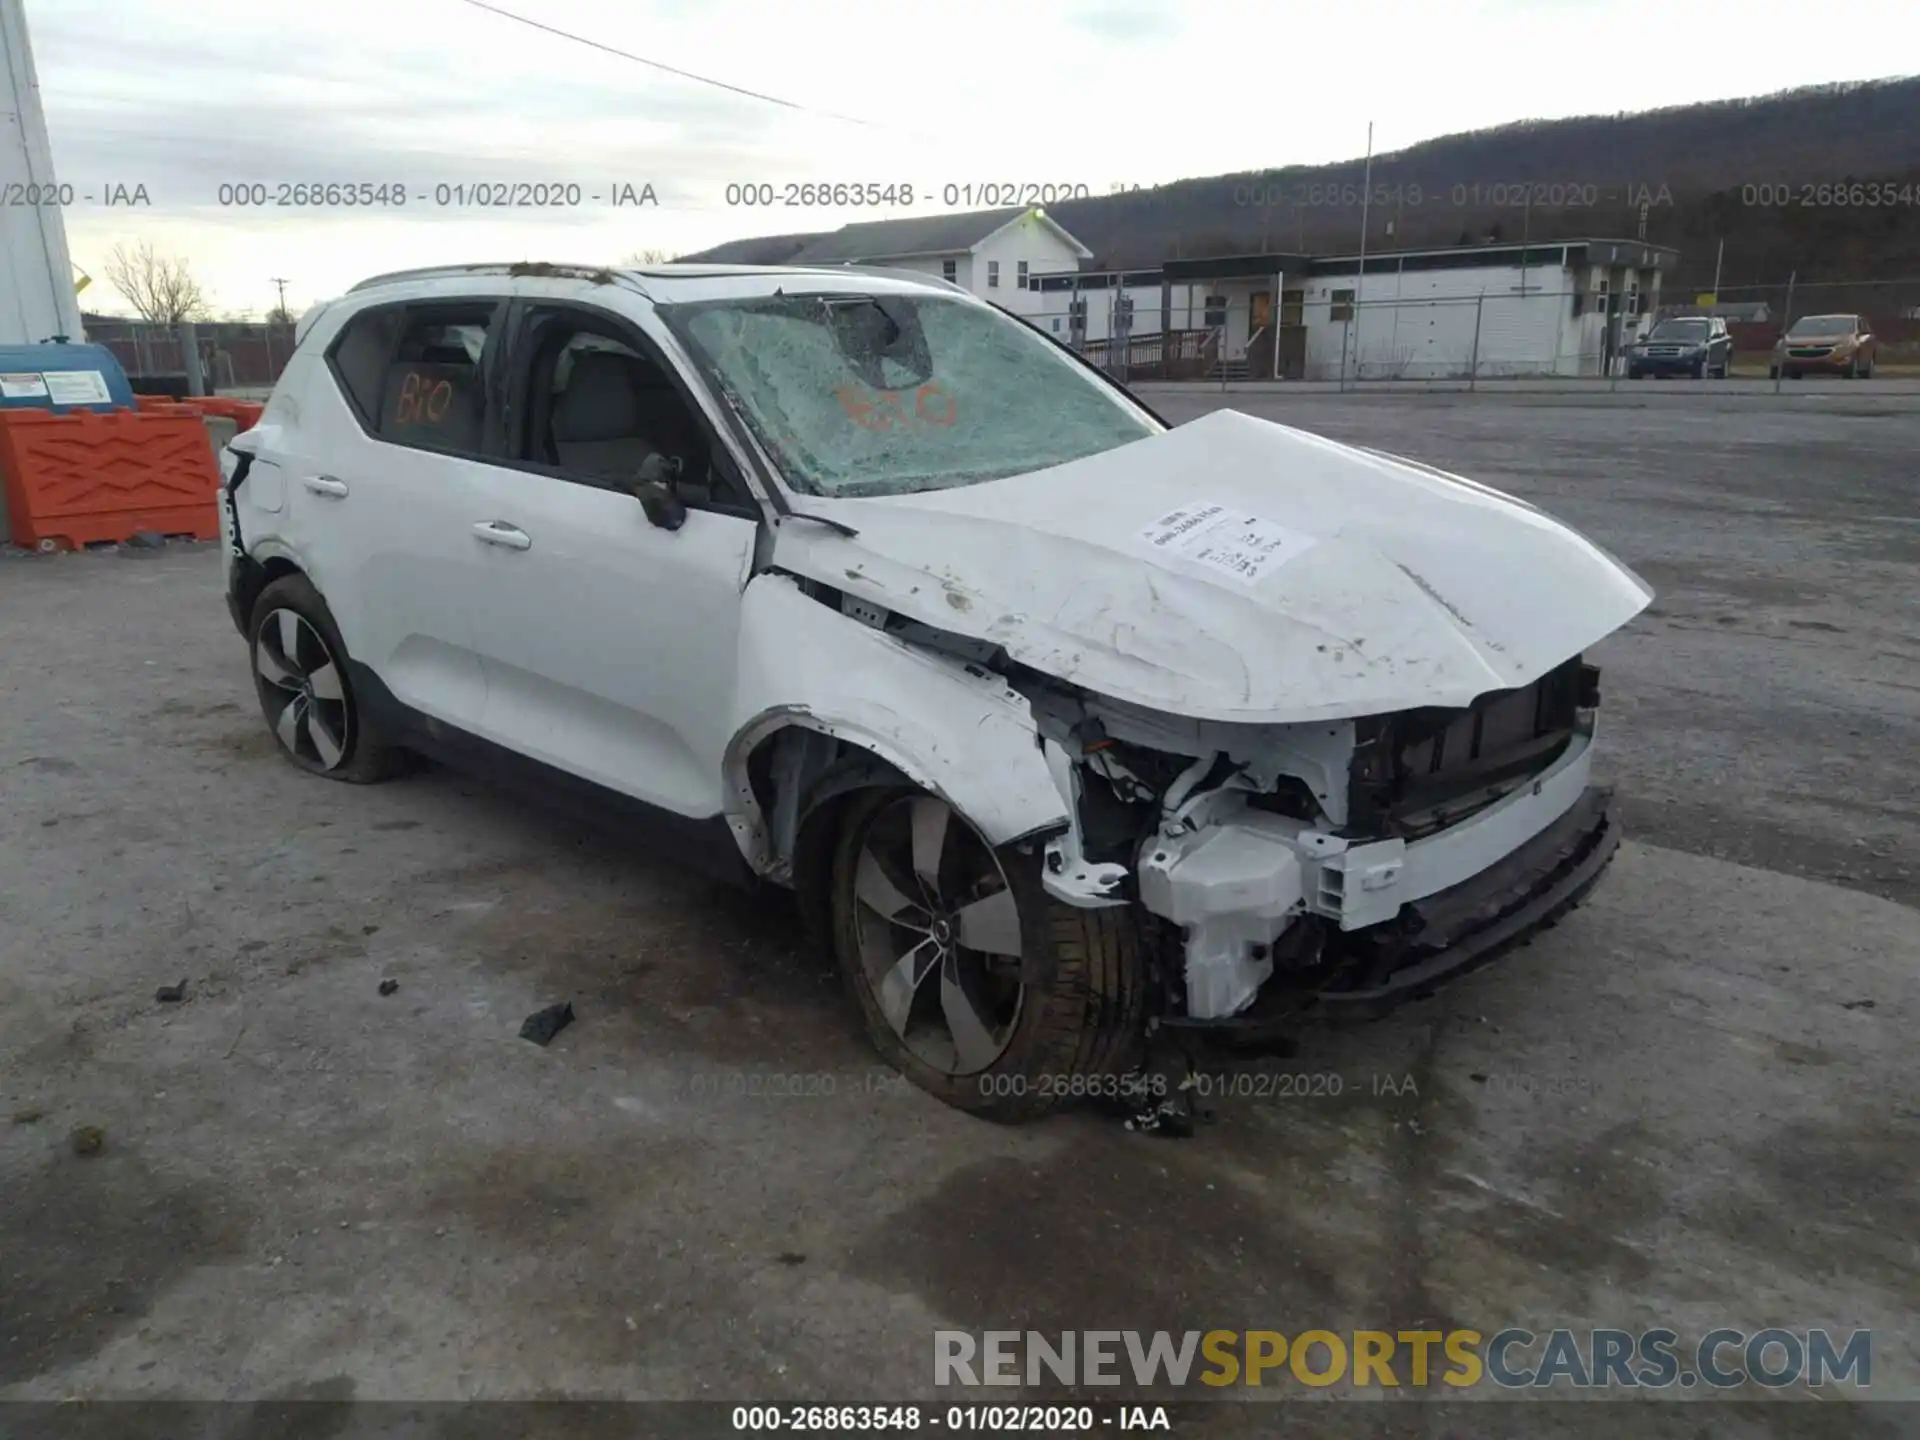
[289,297,507,729]
[458,294,764,819]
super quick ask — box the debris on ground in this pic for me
[70,1124,106,1156]
[1841,999,1877,1011]
[120,530,167,556]
[155,978,188,1003]
[519,1001,575,1046]
[378,979,399,996]
[11,1107,45,1125]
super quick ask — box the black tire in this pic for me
[828,785,1145,1121]
[1846,356,1859,379]
[248,573,409,783]
[1860,356,1874,379]
[1692,359,1706,379]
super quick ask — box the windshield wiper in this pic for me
[781,510,860,538]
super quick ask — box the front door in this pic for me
[1250,291,1272,331]
[460,298,763,819]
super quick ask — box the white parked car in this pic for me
[220,261,1652,1121]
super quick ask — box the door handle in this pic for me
[472,521,532,551]
[303,475,349,498]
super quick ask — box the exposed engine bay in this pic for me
[1015,654,1608,1022]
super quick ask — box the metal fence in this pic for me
[80,318,295,390]
[1017,275,1920,387]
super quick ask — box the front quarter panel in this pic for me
[722,574,1067,870]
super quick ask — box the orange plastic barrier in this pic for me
[133,394,265,431]
[0,408,221,550]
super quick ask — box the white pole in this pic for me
[0,0,82,344]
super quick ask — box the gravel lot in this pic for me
[2,388,1915,1436]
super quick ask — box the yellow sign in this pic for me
[1695,292,1716,306]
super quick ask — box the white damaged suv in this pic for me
[220,260,1652,1120]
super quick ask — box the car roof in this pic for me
[343,261,974,305]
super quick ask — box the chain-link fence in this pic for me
[80,317,295,391]
[1013,273,1920,386]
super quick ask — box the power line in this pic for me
[455,0,884,130]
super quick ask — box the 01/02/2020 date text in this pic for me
[725,181,1092,208]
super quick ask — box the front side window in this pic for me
[663,292,1159,499]
[506,306,747,508]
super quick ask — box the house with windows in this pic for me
[681,208,1093,311]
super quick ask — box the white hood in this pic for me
[771,408,1652,724]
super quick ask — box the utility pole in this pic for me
[270,277,291,319]
[1339,121,1375,392]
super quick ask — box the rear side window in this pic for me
[327,301,495,455]
[329,307,400,425]
[378,308,493,454]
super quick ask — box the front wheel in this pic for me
[829,786,1145,1121]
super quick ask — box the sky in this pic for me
[22,0,1916,317]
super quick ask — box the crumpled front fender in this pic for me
[722,575,1070,873]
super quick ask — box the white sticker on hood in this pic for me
[1138,502,1317,585]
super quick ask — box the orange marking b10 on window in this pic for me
[835,381,957,431]
[393,371,454,426]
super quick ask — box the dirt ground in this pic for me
[2,388,1915,1437]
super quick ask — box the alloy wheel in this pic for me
[254,608,351,772]
[849,795,1025,1076]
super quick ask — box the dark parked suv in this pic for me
[1627,317,1731,379]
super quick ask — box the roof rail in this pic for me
[345,262,633,293]
[794,264,972,296]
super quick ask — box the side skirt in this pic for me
[347,661,764,892]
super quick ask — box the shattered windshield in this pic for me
[662,292,1160,498]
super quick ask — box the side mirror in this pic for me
[634,453,687,532]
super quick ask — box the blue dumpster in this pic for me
[0,343,136,414]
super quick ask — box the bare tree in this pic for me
[103,240,212,324]
[622,247,680,266]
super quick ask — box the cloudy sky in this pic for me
[24,0,1913,316]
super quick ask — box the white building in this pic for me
[766,208,1094,306]
[1162,239,1680,379]
[684,219,1681,380]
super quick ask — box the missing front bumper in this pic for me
[1309,783,1620,1019]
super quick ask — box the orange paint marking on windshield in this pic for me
[836,381,958,431]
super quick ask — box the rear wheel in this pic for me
[249,574,408,783]
[829,786,1145,1121]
